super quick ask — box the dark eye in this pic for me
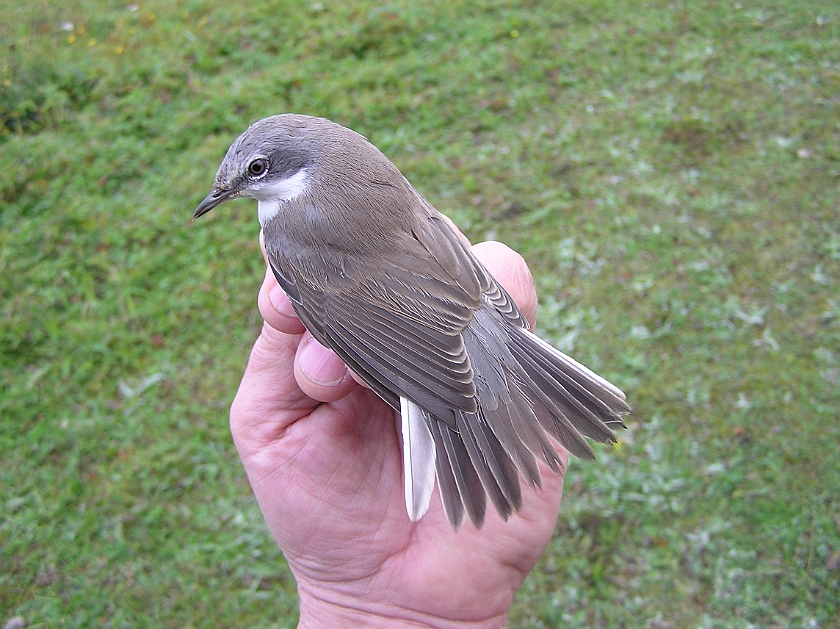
[248,158,268,178]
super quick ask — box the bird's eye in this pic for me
[247,158,268,178]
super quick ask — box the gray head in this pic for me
[193,114,403,228]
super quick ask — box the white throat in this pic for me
[255,169,310,227]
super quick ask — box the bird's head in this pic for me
[193,114,324,225]
[194,113,412,236]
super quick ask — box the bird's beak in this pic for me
[193,188,237,219]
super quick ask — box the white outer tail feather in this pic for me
[399,396,437,521]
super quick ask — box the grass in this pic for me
[1,0,839,627]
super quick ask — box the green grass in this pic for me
[2,0,839,626]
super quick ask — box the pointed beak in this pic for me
[193,188,238,219]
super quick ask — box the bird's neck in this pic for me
[255,170,311,228]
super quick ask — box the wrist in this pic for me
[297,586,509,629]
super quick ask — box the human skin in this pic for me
[229,233,568,628]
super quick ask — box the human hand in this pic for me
[230,233,568,629]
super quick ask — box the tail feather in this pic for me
[516,328,631,416]
[484,390,544,488]
[462,410,522,512]
[429,420,466,529]
[437,420,487,528]
[456,413,515,522]
[525,382,598,461]
[399,397,437,522]
[506,376,565,474]
[509,340,616,445]
[511,336,615,443]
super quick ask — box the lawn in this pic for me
[1,0,838,627]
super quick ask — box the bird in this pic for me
[193,114,631,530]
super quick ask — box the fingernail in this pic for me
[269,284,298,319]
[300,337,347,387]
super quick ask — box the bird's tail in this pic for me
[426,319,631,530]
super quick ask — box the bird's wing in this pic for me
[266,212,506,423]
